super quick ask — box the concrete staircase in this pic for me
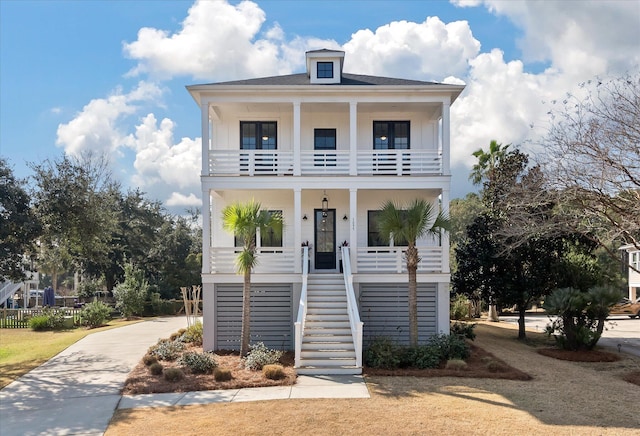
[297,274,361,375]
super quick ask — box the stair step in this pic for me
[302,341,354,351]
[304,328,352,336]
[307,301,347,309]
[299,357,357,367]
[306,314,349,321]
[301,349,355,358]
[303,335,354,343]
[296,366,362,375]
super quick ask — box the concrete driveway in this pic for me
[499,313,640,357]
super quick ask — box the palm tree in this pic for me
[469,140,510,322]
[221,200,282,356]
[377,198,450,347]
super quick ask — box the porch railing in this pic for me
[356,247,444,273]
[341,247,363,368]
[294,247,310,368]
[210,247,296,273]
[207,149,442,176]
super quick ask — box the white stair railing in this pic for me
[341,247,363,367]
[294,247,309,368]
[0,281,22,307]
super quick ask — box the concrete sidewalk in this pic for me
[0,317,369,436]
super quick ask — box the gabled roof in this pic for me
[195,72,443,87]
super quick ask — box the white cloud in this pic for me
[122,0,320,80]
[129,113,201,194]
[343,17,480,80]
[56,81,163,156]
[166,192,202,207]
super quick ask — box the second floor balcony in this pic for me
[207,149,442,177]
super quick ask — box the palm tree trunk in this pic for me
[240,270,251,357]
[407,245,419,347]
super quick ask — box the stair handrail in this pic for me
[294,246,310,367]
[341,246,363,368]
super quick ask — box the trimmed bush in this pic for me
[450,322,477,341]
[29,315,51,331]
[170,328,187,342]
[163,367,185,382]
[214,368,233,382]
[148,339,185,361]
[483,358,504,373]
[428,333,470,361]
[243,342,284,370]
[445,359,468,371]
[364,337,402,369]
[403,345,441,369]
[142,354,158,366]
[182,322,203,346]
[263,364,285,380]
[149,362,164,376]
[79,300,111,328]
[179,351,217,374]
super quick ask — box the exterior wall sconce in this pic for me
[303,214,308,221]
[342,214,348,221]
[321,191,329,217]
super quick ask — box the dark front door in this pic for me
[314,209,336,270]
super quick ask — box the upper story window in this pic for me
[317,62,334,79]
[240,121,277,150]
[373,121,410,150]
[314,128,336,150]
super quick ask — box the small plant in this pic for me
[445,359,468,371]
[403,345,441,369]
[243,342,284,370]
[364,337,402,369]
[484,359,504,373]
[170,328,187,341]
[182,322,203,346]
[163,367,185,382]
[79,300,111,328]
[214,368,233,382]
[148,339,185,361]
[428,333,470,361]
[179,351,217,374]
[149,362,164,376]
[450,294,470,320]
[263,364,285,380]
[450,321,477,341]
[142,354,158,366]
[29,315,51,331]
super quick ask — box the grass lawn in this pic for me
[106,323,640,436]
[0,319,142,388]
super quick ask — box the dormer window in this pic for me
[317,62,334,79]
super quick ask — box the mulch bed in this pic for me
[363,343,532,381]
[537,348,621,362]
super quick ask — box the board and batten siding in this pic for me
[216,284,293,351]
[359,283,437,346]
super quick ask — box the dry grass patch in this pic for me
[537,347,621,362]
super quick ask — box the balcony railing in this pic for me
[209,246,444,274]
[208,150,441,176]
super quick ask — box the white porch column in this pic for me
[294,188,302,273]
[441,188,450,274]
[201,102,209,176]
[349,188,358,273]
[293,101,301,176]
[349,101,358,176]
[441,100,451,176]
[201,189,211,274]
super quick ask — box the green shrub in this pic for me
[179,351,217,374]
[149,362,164,376]
[143,354,158,366]
[263,364,285,380]
[445,359,468,371]
[450,294,470,320]
[243,342,284,370]
[79,300,111,328]
[182,322,203,346]
[450,322,477,341]
[403,345,441,369]
[112,261,148,318]
[364,337,403,369]
[148,339,185,361]
[163,367,185,382]
[29,315,51,331]
[428,334,470,361]
[214,368,233,382]
[77,277,105,300]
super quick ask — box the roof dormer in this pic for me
[306,49,345,84]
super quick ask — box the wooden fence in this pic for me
[0,308,82,329]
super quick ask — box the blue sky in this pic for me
[2,0,639,213]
